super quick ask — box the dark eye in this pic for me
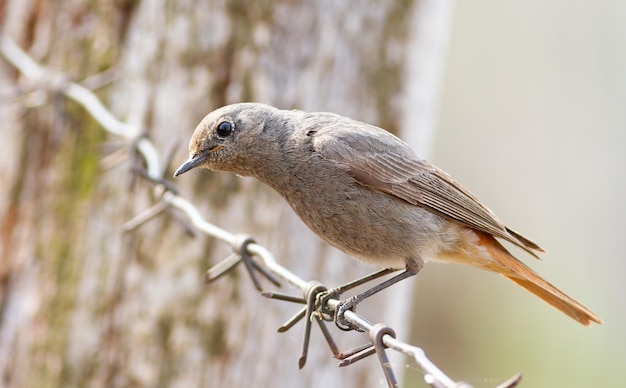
[216,121,233,137]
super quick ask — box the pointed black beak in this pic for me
[174,153,205,177]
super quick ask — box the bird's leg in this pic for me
[326,268,396,296]
[335,261,421,331]
[316,268,395,330]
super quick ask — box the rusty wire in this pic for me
[1,35,523,388]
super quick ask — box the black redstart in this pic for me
[175,102,602,326]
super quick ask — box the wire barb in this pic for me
[338,343,376,366]
[496,373,523,388]
[123,202,167,233]
[264,281,342,367]
[299,283,325,368]
[204,235,282,290]
[370,324,399,387]
[0,34,524,388]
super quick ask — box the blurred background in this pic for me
[0,1,623,387]
[408,1,625,387]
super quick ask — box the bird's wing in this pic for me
[311,119,544,256]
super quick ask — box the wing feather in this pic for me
[311,117,544,256]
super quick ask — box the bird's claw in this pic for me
[335,296,364,332]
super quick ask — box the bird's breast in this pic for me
[271,168,456,269]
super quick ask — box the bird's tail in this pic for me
[465,231,603,326]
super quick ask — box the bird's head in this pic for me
[174,103,280,177]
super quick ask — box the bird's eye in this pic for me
[216,121,233,137]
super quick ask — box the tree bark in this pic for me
[0,1,449,387]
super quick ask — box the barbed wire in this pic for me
[1,35,522,388]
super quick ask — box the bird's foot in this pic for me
[335,296,364,332]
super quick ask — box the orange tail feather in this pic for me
[475,231,602,326]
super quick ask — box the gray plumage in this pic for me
[175,103,540,268]
[175,102,602,326]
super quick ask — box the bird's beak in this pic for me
[174,153,206,177]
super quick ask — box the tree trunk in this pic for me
[0,1,449,387]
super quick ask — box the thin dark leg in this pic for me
[329,268,396,295]
[335,264,420,331]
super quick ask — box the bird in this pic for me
[174,102,602,327]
